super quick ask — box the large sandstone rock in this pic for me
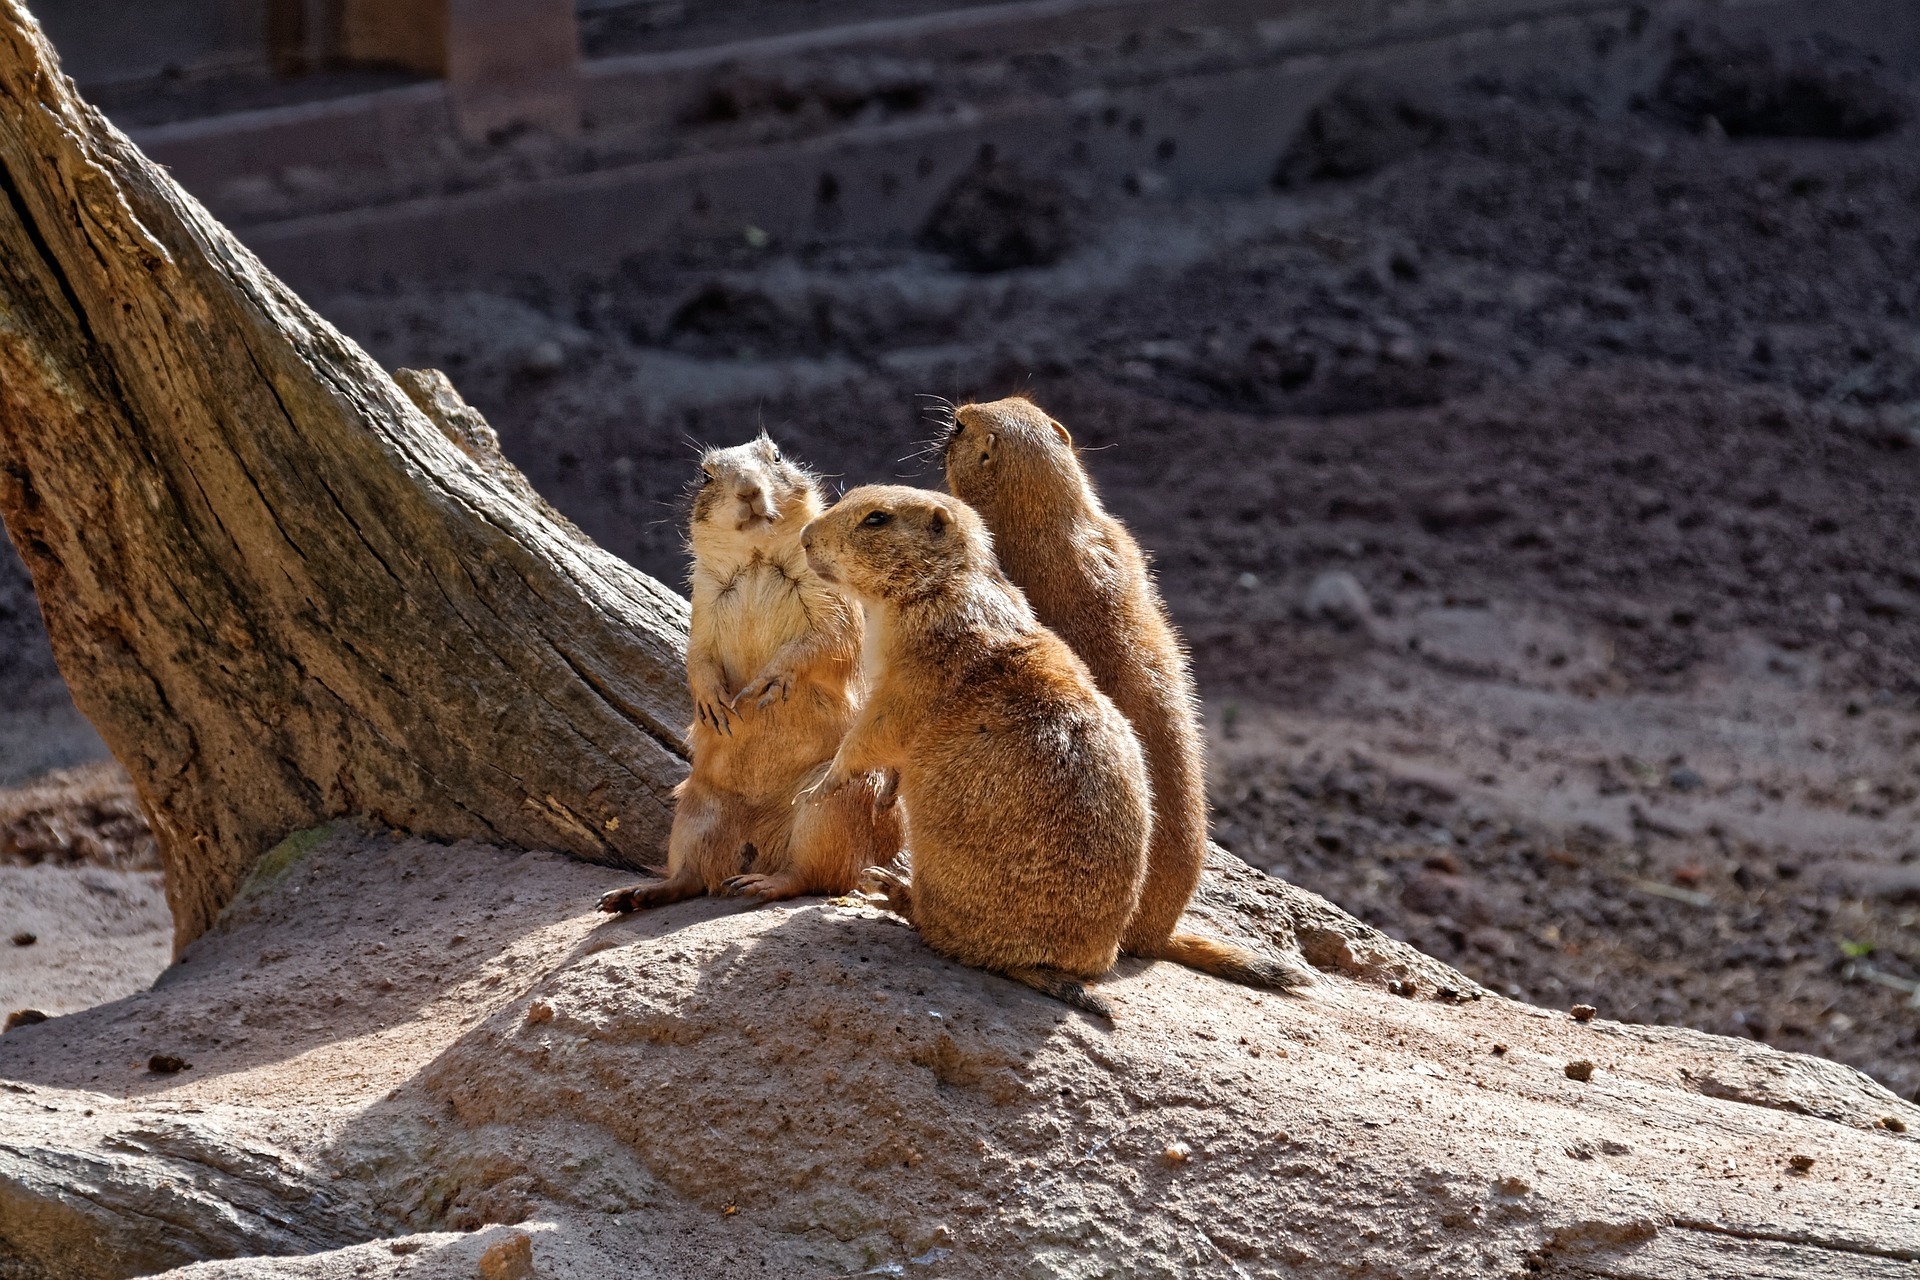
[2,828,1913,1278]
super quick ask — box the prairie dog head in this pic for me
[942,395,1094,520]
[801,485,994,604]
[689,432,822,556]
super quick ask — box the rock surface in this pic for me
[1,827,1913,1278]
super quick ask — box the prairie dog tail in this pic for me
[1147,932,1316,993]
[1004,965,1114,1019]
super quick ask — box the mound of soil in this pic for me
[1652,35,1909,140]
[918,151,1076,273]
[1272,75,1448,186]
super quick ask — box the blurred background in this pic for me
[3,0,1919,1099]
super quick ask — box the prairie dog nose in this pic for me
[735,481,771,520]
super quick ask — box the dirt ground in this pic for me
[4,37,1918,1102]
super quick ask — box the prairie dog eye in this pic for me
[700,469,715,485]
[860,510,894,528]
[769,444,782,462]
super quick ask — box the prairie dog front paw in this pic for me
[693,675,737,734]
[735,665,797,710]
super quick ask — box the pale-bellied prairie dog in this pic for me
[802,484,1149,1018]
[598,435,902,912]
[944,396,1311,991]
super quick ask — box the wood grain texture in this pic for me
[0,0,690,950]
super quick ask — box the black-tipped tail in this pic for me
[1004,965,1114,1019]
[1149,932,1316,992]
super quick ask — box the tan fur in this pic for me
[598,436,903,913]
[945,397,1310,991]
[802,485,1150,1018]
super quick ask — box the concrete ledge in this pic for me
[123,0,1920,291]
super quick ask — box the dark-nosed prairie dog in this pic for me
[802,485,1149,1017]
[945,396,1311,991]
[598,435,903,913]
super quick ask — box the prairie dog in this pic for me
[802,484,1149,1017]
[945,396,1310,991]
[598,435,902,912]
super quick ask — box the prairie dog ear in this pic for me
[928,505,950,537]
[1048,417,1072,447]
[977,430,998,467]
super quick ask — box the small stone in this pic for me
[1880,1115,1908,1133]
[1305,570,1373,628]
[390,1240,423,1256]
[1667,766,1705,793]
[1787,1154,1815,1173]
[1495,1175,1530,1197]
[1236,571,1261,590]
[525,1000,554,1026]
[1163,1141,1192,1164]
[1570,1004,1597,1023]
[1491,1043,1508,1056]
[4,1010,48,1031]
[9,932,35,947]
[148,1054,190,1074]
[1387,978,1418,998]
[1601,1140,1631,1155]
[477,1230,533,1280]
[1564,1060,1595,1082]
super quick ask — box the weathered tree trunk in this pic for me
[0,0,690,950]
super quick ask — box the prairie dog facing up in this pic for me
[598,435,902,913]
[945,396,1311,992]
[802,484,1149,1017]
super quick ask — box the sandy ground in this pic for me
[0,864,169,1022]
[0,761,167,1024]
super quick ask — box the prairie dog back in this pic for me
[945,397,1311,992]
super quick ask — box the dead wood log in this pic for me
[0,1,691,950]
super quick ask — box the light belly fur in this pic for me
[707,566,812,693]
